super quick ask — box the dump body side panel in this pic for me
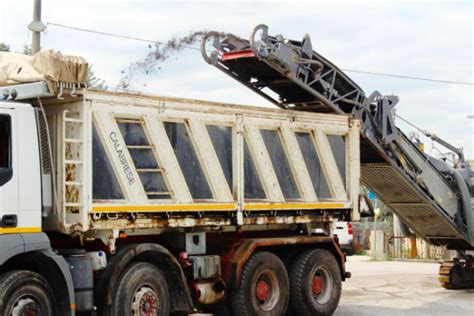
[42,91,359,236]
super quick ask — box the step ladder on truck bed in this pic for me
[201,24,474,288]
[62,108,87,229]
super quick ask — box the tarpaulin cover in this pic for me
[0,50,88,90]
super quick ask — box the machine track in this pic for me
[439,259,474,289]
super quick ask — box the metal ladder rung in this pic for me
[64,118,84,123]
[127,145,154,149]
[65,181,83,186]
[65,138,83,143]
[146,192,173,195]
[136,168,164,173]
[62,110,86,216]
[65,160,83,165]
[65,203,82,207]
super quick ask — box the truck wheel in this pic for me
[110,262,170,316]
[289,249,341,316]
[0,270,55,316]
[231,251,289,316]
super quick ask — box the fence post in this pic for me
[410,238,418,258]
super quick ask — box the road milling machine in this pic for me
[201,24,474,289]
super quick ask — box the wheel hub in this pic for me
[312,276,324,295]
[131,286,159,316]
[310,266,332,305]
[256,280,270,301]
[11,297,40,316]
[254,270,280,312]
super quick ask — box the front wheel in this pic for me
[109,262,170,316]
[0,270,55,316]
[230,251,289,316]
[289,249,342,316]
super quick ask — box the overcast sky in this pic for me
[1,0,472,159]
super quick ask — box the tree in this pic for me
[0,43,10,52]
[22,44,32,55]
[87,65,107,90]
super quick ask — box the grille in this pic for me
[361,163,462,239]
[36,110,51,174]
[390,203,458,237]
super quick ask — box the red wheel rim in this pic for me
[312,275,324,295]
[256,280,270,301]
[253,269,280,312]
[131,286,159,316]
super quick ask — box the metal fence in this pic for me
[353,219,455,260]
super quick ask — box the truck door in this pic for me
[0,107,19,232]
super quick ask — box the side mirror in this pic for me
[0,168,13,186]
[359,194,374,217]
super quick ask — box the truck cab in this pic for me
[0,102,42,234]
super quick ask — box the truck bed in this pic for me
[38,89,360,235]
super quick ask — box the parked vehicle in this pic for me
[332,221,354,255]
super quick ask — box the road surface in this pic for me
[336,256,474,315]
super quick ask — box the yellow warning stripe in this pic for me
[0,227,42,234]
[244,203,345,211]
[92,203,236,213]
[92,202,346,213]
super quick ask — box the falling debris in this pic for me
[117,30,235,90]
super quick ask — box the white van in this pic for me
[332,221,354,255]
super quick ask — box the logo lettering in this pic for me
[110,132,135,185]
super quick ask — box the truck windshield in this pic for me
[0,115,11,169]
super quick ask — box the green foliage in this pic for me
[87,65,107,90]
[23,44,32,55]
[0,42,31,54]
[0,43,10,52]
[354,249,369,256]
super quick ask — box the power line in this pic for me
[342,68,473,86]
[46,22,473,86]
[395,113,427,134]
[45,22,201,50]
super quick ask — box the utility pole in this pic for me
[28,0,46,55]
[393,215,401,258]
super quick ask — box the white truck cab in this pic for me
[0,102,42,234]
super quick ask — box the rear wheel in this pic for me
[289,249,341,316]
[0,270,55,316]
[231,251,289,316]
[109,262,170,316]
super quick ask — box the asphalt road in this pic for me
[336,256,474,316]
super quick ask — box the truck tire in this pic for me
[0,270,55,316]
[230,251,289,316]
[108,262,170,316]
[289,249,341,316]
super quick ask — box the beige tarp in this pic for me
[0,50,88,90]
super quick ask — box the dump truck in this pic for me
[201,24,474,290]
[0,50,361,315]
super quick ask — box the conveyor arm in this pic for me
[201,25,473,250]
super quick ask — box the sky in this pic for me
[1,0,472,159]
